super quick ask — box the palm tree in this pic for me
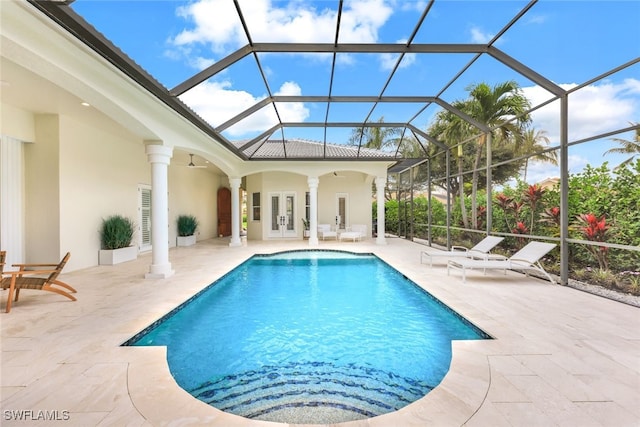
[461,81,531,229]
[604,123,640,167]
[518,127,557,183]
[348,116,401,150]
[429,109,473,228]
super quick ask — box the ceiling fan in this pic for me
[186,153,206,169]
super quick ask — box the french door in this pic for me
[269,192,296,238]
[336,193,348,231]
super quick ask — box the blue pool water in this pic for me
[125,250,489,424]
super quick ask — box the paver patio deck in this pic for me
[1,237,638,426]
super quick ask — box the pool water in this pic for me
[125,250,489,424]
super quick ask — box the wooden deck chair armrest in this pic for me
[12,263,58,266]
[12,263,59,270]
[4,269,58,276]
[450,246,469,252]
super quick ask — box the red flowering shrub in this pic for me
[574,213,610,270]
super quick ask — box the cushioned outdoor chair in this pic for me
[317,224,338,240]
[420,235,505,267]
[339,224,367,242]
[1,252,76,313]
[447,241,557,284]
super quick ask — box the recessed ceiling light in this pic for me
[80,102,90,107]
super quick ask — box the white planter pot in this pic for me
[177,235,197,247]
[99,246,138,265]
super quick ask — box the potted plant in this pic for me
[99,215,137,265]
[302,218,310,239]
[177,214,198,246]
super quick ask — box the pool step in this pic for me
[189,361,433,422]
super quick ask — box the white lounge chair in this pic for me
[447,241,557,284]
[317,224,337,240]
[339,224,367,242]
[420,235,505,267]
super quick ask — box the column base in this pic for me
[308,237,319,245]
[229,239,243,247]
[376,236,387,245]
[145,263,175,279]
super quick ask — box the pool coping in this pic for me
[125,340,494,426]
[123,248,494,426]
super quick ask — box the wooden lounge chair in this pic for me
[420,235,505,267]
[0,251,5,276]
[447,241,557,284]
[1,252,76,313]
[339,224,367,242]
[317,224,338,240]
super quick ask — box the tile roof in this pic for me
[231,139,397,160]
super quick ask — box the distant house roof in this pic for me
[231,138,396,160]
[537,177,560,190]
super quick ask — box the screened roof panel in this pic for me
[382,53,477,96]
[255,52,334,97]
[28,0,639,162]
[438,54,558,106]
[330,53,393,96]
[414,0,531,44]
[498,1,640,84]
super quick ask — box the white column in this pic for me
[307,177,319,245]
[145,145,174,279]
[229,177,242,247]
[376,177,387,245]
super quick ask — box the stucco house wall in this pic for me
[4,104,221,272]
[245,171,374,241]
[168,165,220,245]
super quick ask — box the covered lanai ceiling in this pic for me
[28,0,640,161]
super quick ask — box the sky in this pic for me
[72,0,640,183]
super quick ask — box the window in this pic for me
[305,192,310,223]
[252,192,261,221]
[138,185,152,251]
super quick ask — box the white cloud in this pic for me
[469,26,494,44]
[379,38,417,71]
[169,0,400,137]
[526,14,547,25]
[172,0,393,51]
[170,0,399,70]
[179,80,309,137]
[399,1,428,12]
[523,79,640,144]
[338,0,394,43]
[174,0,242,52]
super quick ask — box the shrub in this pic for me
[100,215,135,250]
[177,215,199,236]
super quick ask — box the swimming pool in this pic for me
[124,250,489,424]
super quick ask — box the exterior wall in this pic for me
[245,174,263,241]
[25,115,60,264]
[245,171,374,241]
[317,171,372,233]
[20,110,222,272]
[58,114,149,271]
[168,165,219,245]
[1,103,36,142]
[268,172,309,240]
